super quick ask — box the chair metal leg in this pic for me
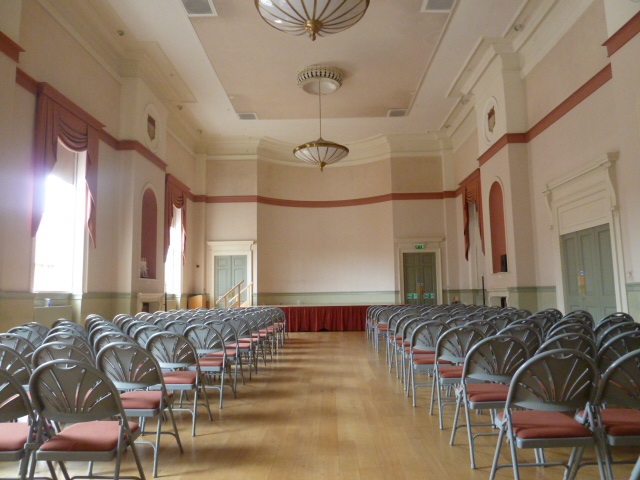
[489,425,505,480]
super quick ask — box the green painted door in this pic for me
[561,224,616,321]
[403,252,437,306]
[215,255,247,304]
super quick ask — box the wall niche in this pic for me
[140,188,158,279]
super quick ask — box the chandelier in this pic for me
[293,66,348,171]
[255,0,370,41]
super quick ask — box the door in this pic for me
[561,224,616,320]
[214,255,247,303]
[403,252,437,306]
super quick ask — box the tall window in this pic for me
[33,142,86,292]
[164,206,182,295]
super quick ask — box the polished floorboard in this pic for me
[11,332,636,479]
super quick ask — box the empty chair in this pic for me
[525,312,557,336]
[597,321,640,349]
[29,359,146,480]
[7,325,45,347]
[499,323,542,356]
[538,332,597,358]
[42,332,94,362]
[133,324,165,348]
[407,320,450,406]
[0,369,37,480]
[490,349,604,480]
[96,342,183,478]
[592,349,640,479]
[431,326,485,430]
[596,330,640,373]
[487,314,515,332]
[32,341,95,368]
[450,335,530,469]
[0,334,36,363]
[184,324,234,408]
[562,310,595,327]
[547,320,595,341]
[146,332,213,436]
[93,331,136,353]
[0,345,32,389]
[466,319,498,337]
[594,313,635,345]
[20,322,49,338]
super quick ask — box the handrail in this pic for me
[216,280,254,308]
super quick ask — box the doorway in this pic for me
[403,252,437,306]
[561,224,616,320]
[214,255,247,304]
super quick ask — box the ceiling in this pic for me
[46,0,532,149]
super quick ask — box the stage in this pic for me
[279,305,368,332]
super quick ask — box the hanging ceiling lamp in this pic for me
[255,0,370,41]
[293,65,348,172]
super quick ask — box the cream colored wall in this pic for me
[207,159,257,196]
[603,0,640,36]
[390,157,442,192]
[452,129,479,183]
[257,159,391,200]
[256,202,396,298]
[523,0,610,129]
[19,0,122,136]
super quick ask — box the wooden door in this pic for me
[214,255,247,303]
[561,224,616,320]
[403,253,437,306]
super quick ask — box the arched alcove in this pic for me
[489,181,507,273]
[141,188,158,279]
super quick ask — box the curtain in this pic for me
[164,174,188,263]
[462,172,485,260]
[33,84,100,246]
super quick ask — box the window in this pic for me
[164,206,182,295]
[33,143,86,292]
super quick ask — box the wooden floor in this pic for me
[10,332,636,479]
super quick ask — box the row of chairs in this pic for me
[0,306,287,480]
[366,304,640,479]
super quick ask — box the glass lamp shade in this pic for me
[255,0,370,41]
[293,138,349,171]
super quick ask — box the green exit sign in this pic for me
[414,243,425,250]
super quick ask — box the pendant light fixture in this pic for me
[293,66,348,171]
[255,0,370,41]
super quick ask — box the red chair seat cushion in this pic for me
[438,365,464,378]
[120,390,164,410]
[40,421,139,452]
[204,349,237,357]
[601,408,640,436]
[0,423,30,451]
[509,411,592,439]
[163,370,198,385]
[377,324,388,331]
[465,383,510,403]
[198,358,224,367]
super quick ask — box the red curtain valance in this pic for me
[461,170,485,260]
[164,174,189,262]
[33,83,102,246]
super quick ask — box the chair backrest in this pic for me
[409,320,448,351]
[499,323,542,355]
[147,332,199,369]
[93,331,135,353]
[7,325,45,347]
[506,349,598,412]
[526,312,557,336]
[435,326,485,364]
[49,321,88,338]
[0,369,34,423]
[596,321,640,349]
[30,359,125,424]
[594,314,635,344]
[0,344,32,386]
[165,320,189,335]
[596,349,640,409]
[206,321,238,345]
[466,319,498,337]
[562,310,594,327]
[43,333,94,361]
[0,333,36,362]
[184,324,225,355]
[445,316,470,328]
[88,323,122,346]
[133,324,165,347]
[487,314,514,331]
[21,322,50,338]
[463,335,529,383]
[541,308,563,321]
[596,330,640,373]
[546,321,595,341]
[33,341,95,368]
[538,332,597,358]
[96,342,164,390]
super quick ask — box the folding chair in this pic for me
[490,349,605,480]
[450,335,529,468]
[96,342,183,477]
[0,370,37,480]
[592,348,640,479]
[29,360,146,480]
[146,332,213,436]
